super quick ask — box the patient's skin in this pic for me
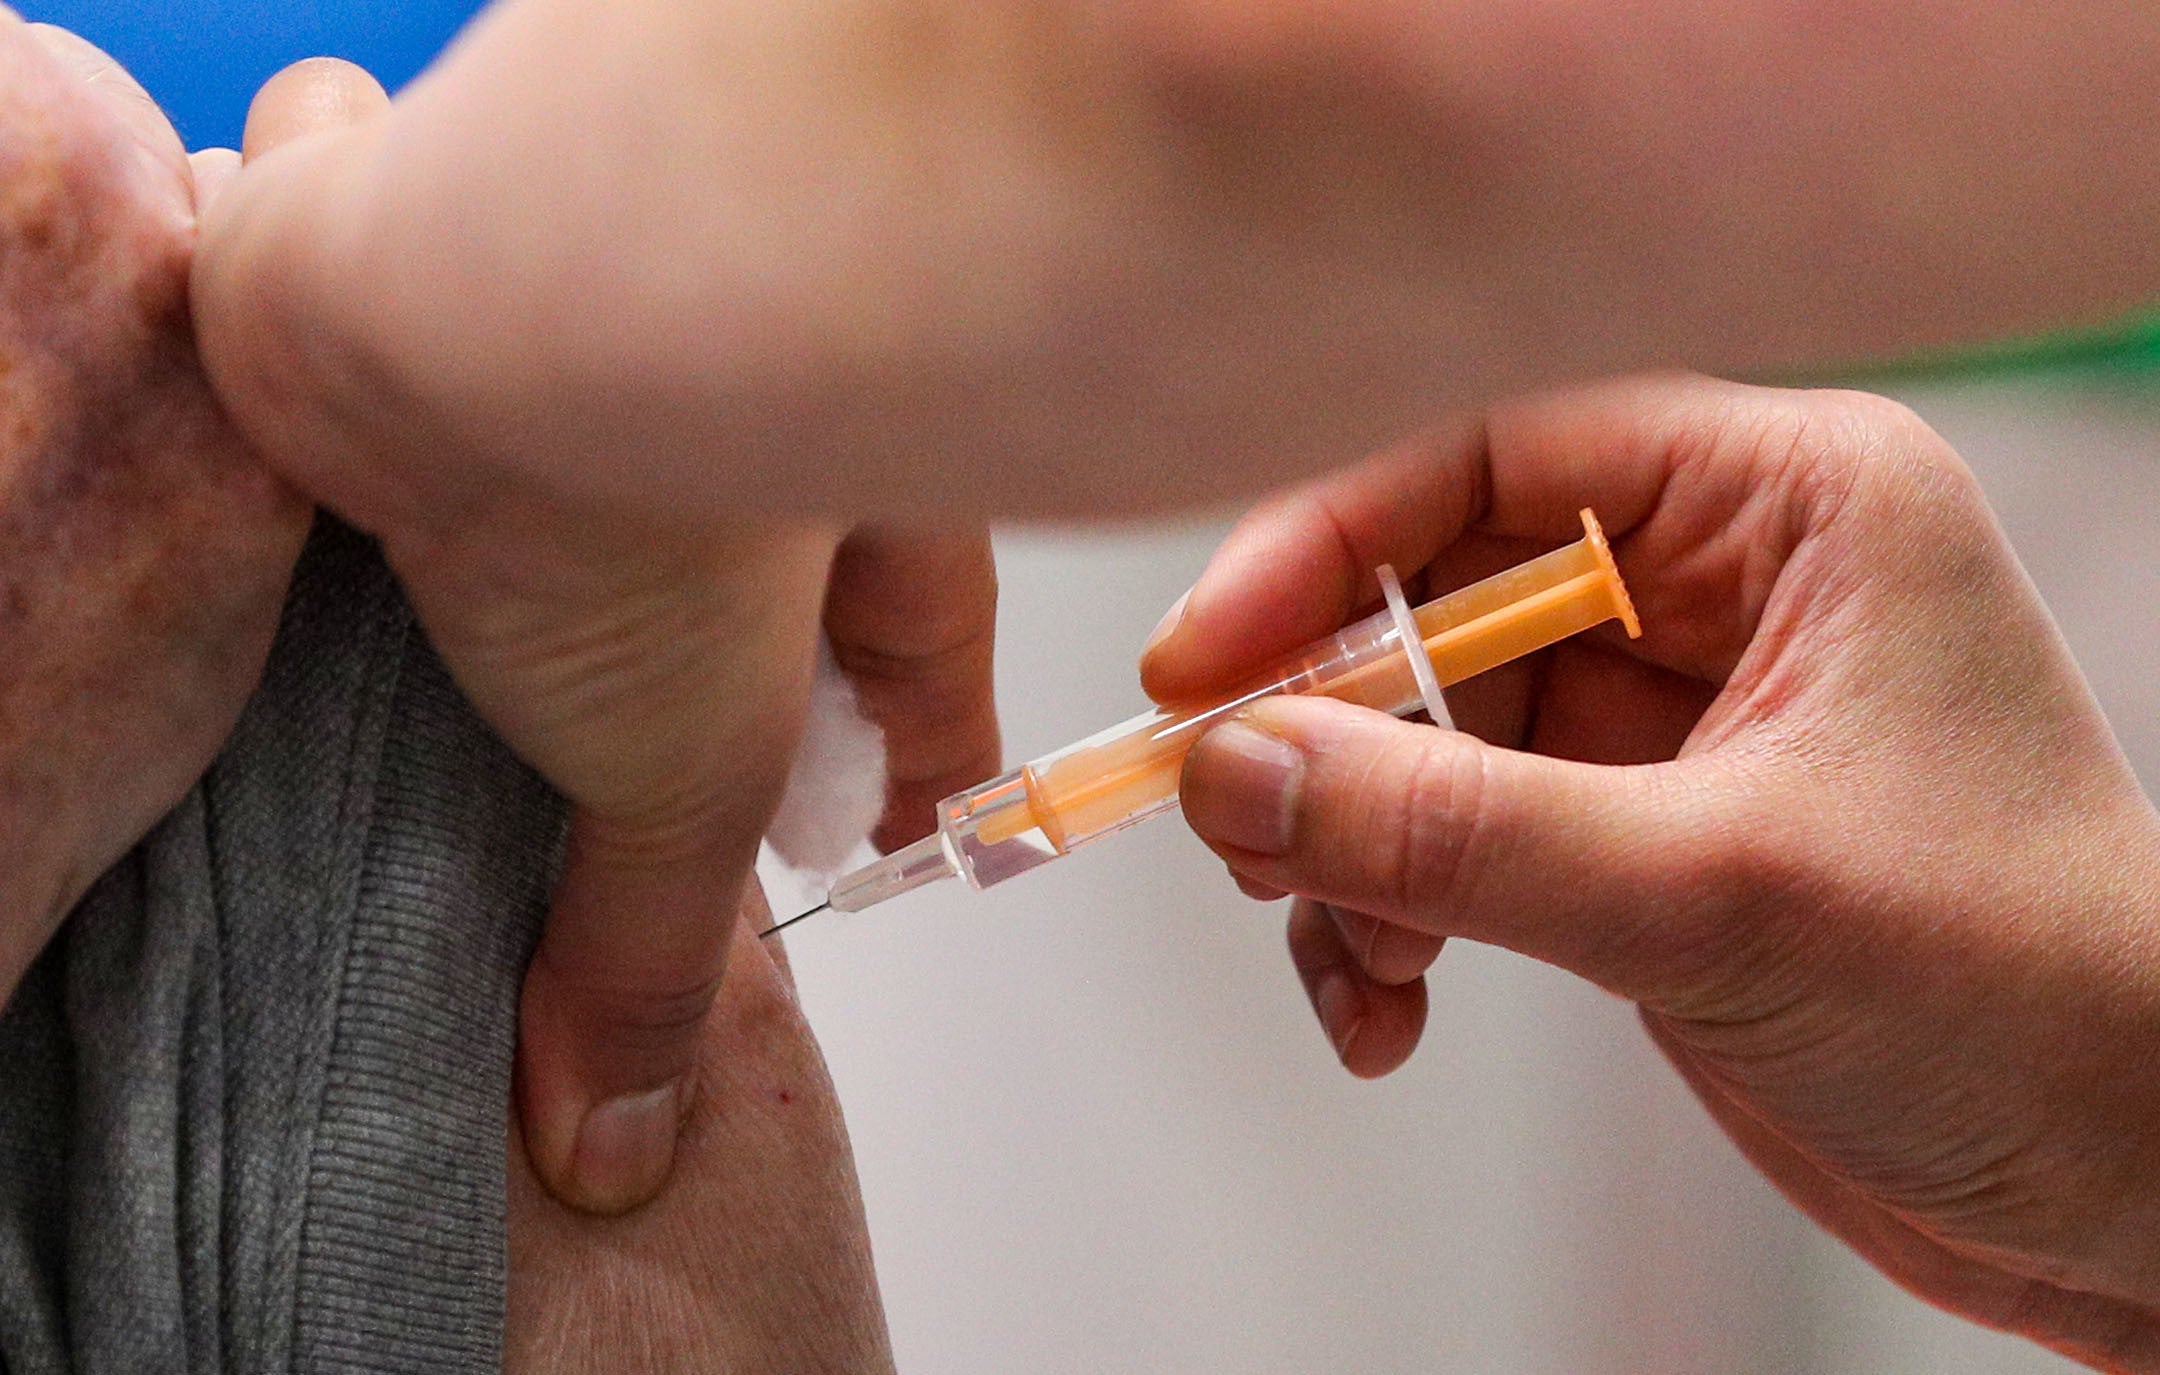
[0,16,308,1004]
[506,891,894,1375]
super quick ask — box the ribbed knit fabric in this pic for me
[0,517,566,1374]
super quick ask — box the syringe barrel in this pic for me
[939,509,1637,891]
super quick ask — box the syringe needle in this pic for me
[757,901,830,941]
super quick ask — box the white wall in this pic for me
[788,376,2156,1374]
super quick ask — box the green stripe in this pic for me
[1795,311,2160,387]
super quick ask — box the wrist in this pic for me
[1915,816,2160,1349]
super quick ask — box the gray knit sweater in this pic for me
[0,519,566,1374]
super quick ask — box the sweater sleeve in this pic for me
[0,517,567,1375]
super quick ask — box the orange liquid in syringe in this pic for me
[979,510,1638,853]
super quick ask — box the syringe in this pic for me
[802,509,1638,919]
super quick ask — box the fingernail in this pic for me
[1141,590,1191,659]
[1311,970,1366,1061]
[569,1082,682,1214]
[1185,720,1302,855]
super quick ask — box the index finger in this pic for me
[1139,417,1487,704]
[822,524,1002,853]
[1139,372,1817,703]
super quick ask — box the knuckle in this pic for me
[828,604,997,683]
[1807,386,1929,442]
[534,948,726,1057]
[1360,737,1488,920]
[1819,389,1961,476]
[602,978,725,1042]
[1803,388,1984,521]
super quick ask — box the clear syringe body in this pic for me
[825,509,1639,914]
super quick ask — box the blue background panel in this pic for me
[19,0,486,149]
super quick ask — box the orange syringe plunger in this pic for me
[824,509,1639,913]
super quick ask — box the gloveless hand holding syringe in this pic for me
[762,510,1638,937]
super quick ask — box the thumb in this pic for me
[1180,695,1744,1004]
[240,57,390,162]
[193,59,411,535]
[403,520,835,1216]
